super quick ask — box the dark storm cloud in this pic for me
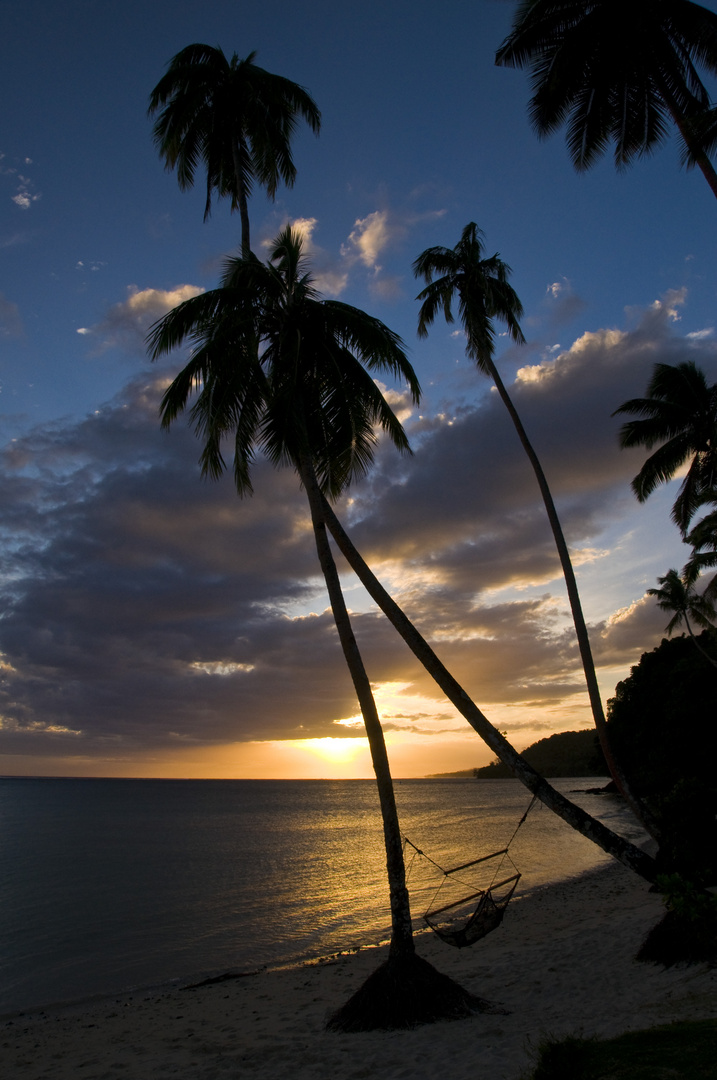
[0,375,359,757]
[2,294,716,761]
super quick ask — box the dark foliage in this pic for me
[526,1020,717,1079]
[607,633,717,882]
[325,953,501,1033]
[474,729,607,779]
[637,907,717,966]
[529,1034,599,1080]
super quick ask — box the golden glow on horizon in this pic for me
[1,731,494,779]
[291,736,368,765]
[1,685,600,780]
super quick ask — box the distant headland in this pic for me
[428,728,608,779]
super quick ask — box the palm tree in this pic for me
[150,233,659,904]
[148,226,489,1030]
[148,45,321,256]
[647,567,717,666]
[495,0,717,200]
[412,222,652,836]
[613,361,717,535]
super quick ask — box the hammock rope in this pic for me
[404,794,537,949]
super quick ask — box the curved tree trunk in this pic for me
[649,73,717,199]
[298,455,414,958]
[319,493,659,884]
[482,357,660,839]
[663,92,717,201]
[231,142,252,257]
[680,125,717,200]
[683,613,717,670]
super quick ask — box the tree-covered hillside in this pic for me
[472,729,607,779]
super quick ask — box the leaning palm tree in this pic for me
[495,0,717,199]
[413,222,652,835]
[148,226,491,1030]
[150,231,659,902]
[613,360,717,535]
[647,567,717,667]
[148,45,321,256]
[316,491,659,881]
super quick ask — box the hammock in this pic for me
[403,794,536,949]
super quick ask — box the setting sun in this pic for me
[296,736,369,764]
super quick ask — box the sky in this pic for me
[1,0,716,780]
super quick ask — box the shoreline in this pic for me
[0,859,618,1022]
[2,859,715,1079]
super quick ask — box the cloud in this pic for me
[369,275,404,301]
[651,287,685,323]
[265,204,445,301]
[0,294,22,337]
[3,292,717,765]
[78,284,205,355]
[75,259,106,274]
[534,276,587,328]
[0,232,30,249]
[10,173,41,210]
[343,290,717,605]
[286,216,318,245]
[291,217,349,296]
[342,210,394,271]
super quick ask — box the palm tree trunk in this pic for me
[683,613,717,670]
[231,143,252,257]
[657,80,717,201]
[319,493,659,884]
[298,455,414,958]
[680,128,717,201]
[482,357,660,839]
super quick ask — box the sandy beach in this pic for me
[2,859,715,1080]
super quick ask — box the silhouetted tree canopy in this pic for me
[607,633,717,882]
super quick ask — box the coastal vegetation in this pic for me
[607,633,717,884]
[615,359,717,661]
[612,358,717,957]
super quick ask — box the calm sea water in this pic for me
[0,777,645,1014]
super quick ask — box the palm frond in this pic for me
[495,0,717,176]
[414,223,524,374]
[148,228,419,502]
[148,44,320,237]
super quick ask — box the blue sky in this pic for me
[1,0,716,778]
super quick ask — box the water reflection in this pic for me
[0,777,645,1012]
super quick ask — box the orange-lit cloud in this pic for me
[1,293,715,777]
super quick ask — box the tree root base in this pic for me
[325,952,505,1032]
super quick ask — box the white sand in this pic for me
[2,861,715,1080]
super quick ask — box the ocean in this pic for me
[0,776,646,1014]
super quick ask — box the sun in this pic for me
[300,737,368,764]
